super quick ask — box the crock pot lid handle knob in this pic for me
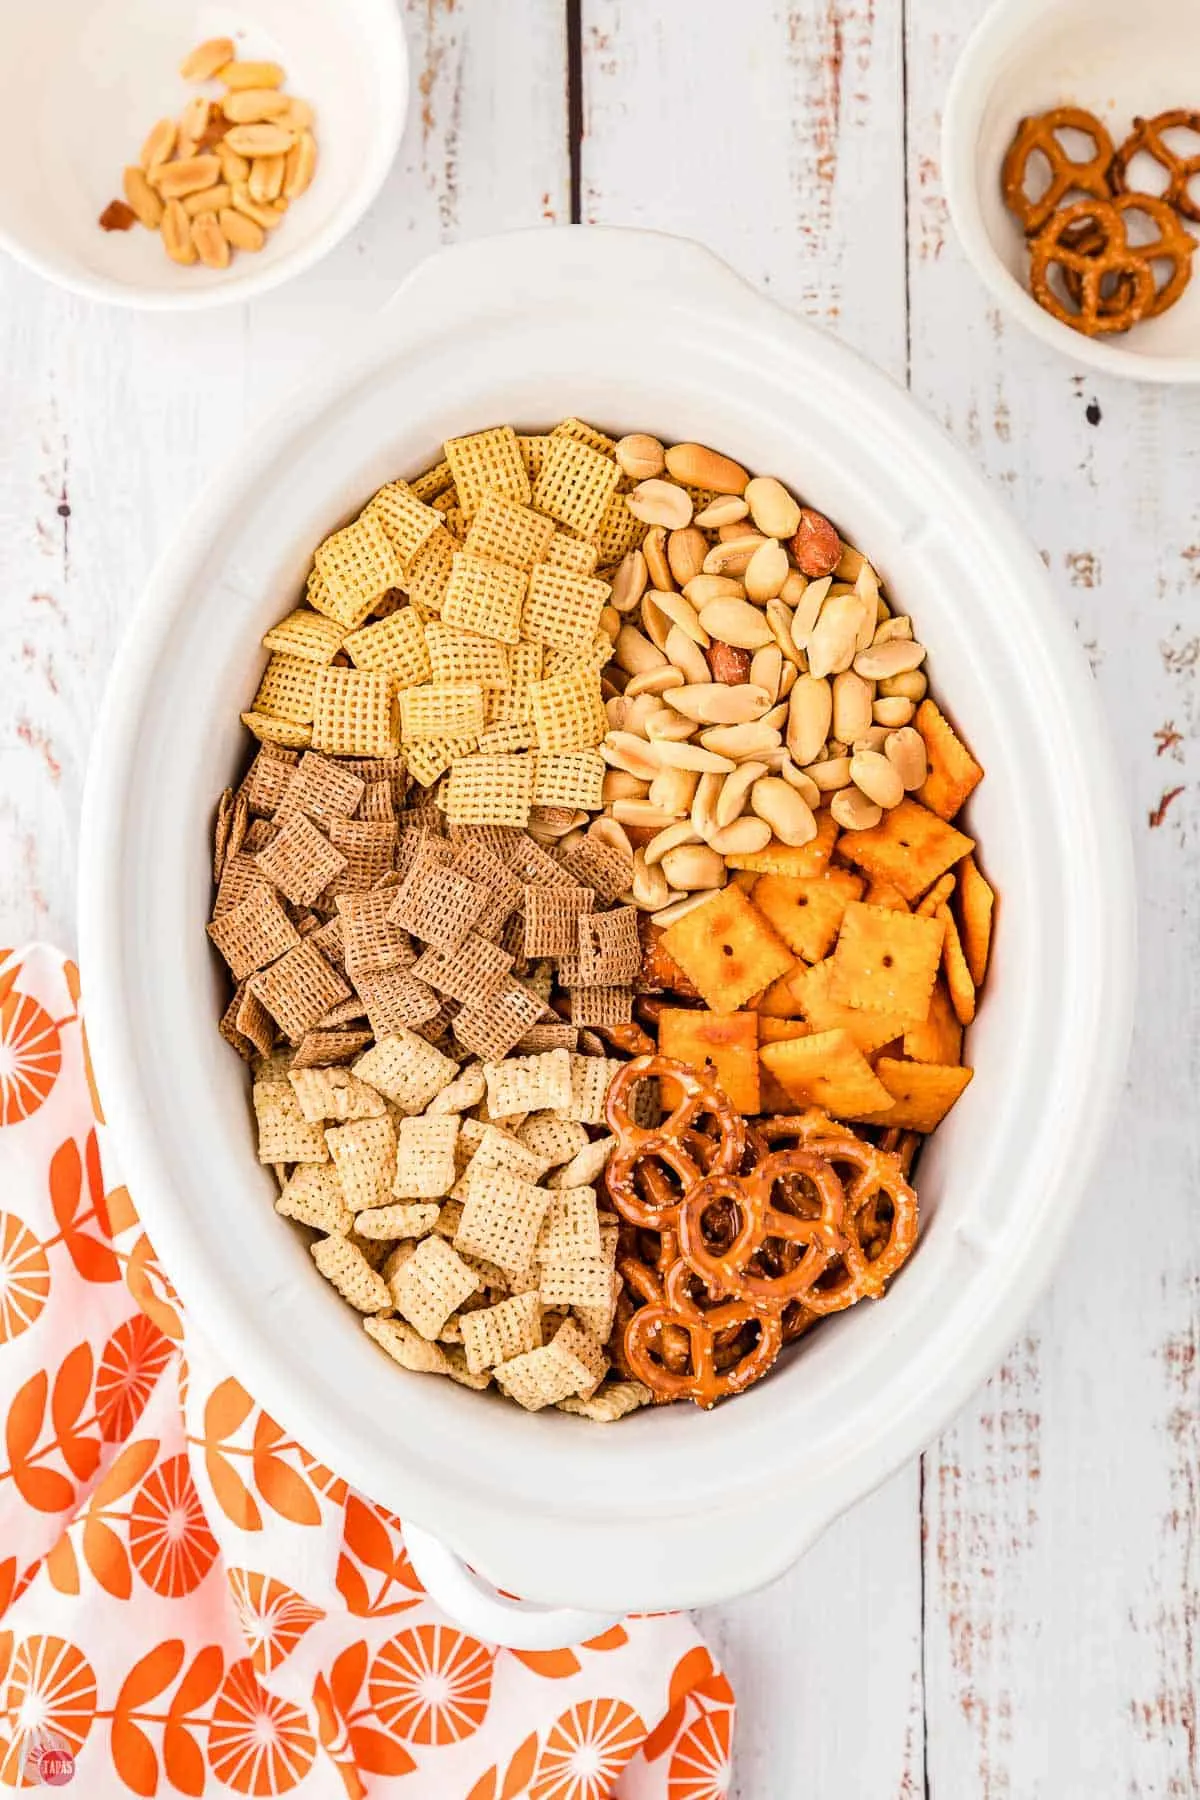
[402,1524,623,1651]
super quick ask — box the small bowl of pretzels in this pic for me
[943,0,1200,381]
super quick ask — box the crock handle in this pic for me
[402,1524,623,1650]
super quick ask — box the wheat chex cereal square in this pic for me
[568,985,633,1028]
[290,1026,374,1069]
[368,480,445,566]
[282,752,366,824]
[313,509,404,627]
[521,883,591,958]
[220,983,274,1061]
[484,1048,572,1119]
[530,668,607,754]
[443,755,534,828]
[262,608,348,664]
[521,565,611,657]
[344,608,431,689]
[576,906,640,986]
[252,811,347,909]
[444,426,531,516]
[565,1054,624,1126]
[455,1166,552,1284]
[453,977,547,1061]
[336,888,413,978]
[411,934,514,1005]
[327,819,398,891]
[311,1234,390,1313]
[275,1163,353,1234]
[556,836,633,904]
[390,1235,479,1340]
[532,435,620,537]
[354,1029,458,1114]
[253,653,323,726]
[359,780,397,822]
[460,1291,543,1374]
[253,1077,329,1164]
[207,887,298,979]
[426,621,513,690]
[355,968,441,1035]
[237,744,299,816]
[452,839,523,929]
[324,1114,397,1212]
[249,942,351,1041]
[464,492,556,571]
[389,854,487,950]
[516,1023,579,1053]
[531,752,605,812]
[543,531,601,576]
[393,1114,459,1198]
[288,1066,386,1123]
[441,552,528,645]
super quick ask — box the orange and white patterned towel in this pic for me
[0,946,734,1799]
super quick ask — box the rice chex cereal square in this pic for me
[393,1115,459,1199]
[484,1048,572,1119]
[390,1235,479,1340]
[325,1114,397,1212]
[460,1291,543,1374]
[455,1167,552,1285]
[354,1029,458,1114]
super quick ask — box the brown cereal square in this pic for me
[355,967,442,1035]
[389,855,487,950]
[238,744,299,817]
[411,934,514,1004]
[556,836,633,904]
[207,886,298,979]
[253,811,347,909]
[453,977,547,1060]
[283,752,367,824]
[248,941,352,1041]
[568,985,633,1028]
[577,905,640,985]
[523,883,594,957]
[336,889,414,978]
[327,818,398,891]
[291,1026,374,1068]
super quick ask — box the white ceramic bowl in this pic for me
[79,229,1135,1643]
[0,0,407,309]
[944,0,1200,381]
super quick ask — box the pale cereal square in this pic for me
[253,1079,329,1163]
[353,1029,458,1114]
[460,1291,543,1374]
[364,1314,451,1374]
[402,526,458,617]
[454,1166,552,1283]
[311,1234,390,1312]
[566,1054,624,1126]
[254,811,347,909]
[275,1164,352,1234]
[484,1048,572,1119]
[288,1066,386,1123]
[355,1201,441,1240]
[325,1114,398,1212]
[390,1234,479,1340]
[393,1114,459,1198]
[542,531,601,576]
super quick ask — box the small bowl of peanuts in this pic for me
[0,0,407,308]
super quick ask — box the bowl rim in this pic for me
[942,0,1200,384]
[0,0,409,312]
[78,228,1138,1608]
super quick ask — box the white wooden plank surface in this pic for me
[2,0,1198,1793]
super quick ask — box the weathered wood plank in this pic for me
[906,3,1200,1794]
[581,6,924,1795]
[0,0,568,948]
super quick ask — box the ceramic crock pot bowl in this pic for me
[80,227,1135,1647]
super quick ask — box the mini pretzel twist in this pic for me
[677,1149,847,1308]
[604,1054,746,1231]
[623,1261,784,1409]
[1001,107,1116,236]
[1110,111,1200,224]
[789,1131,919,1316]
[1029,195,1196,335]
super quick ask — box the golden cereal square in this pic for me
[344,608,431,688]
[426,622,512,690]
[657,1007,761,1114]
[261,608,347,664]
[660,888,793,1014]
[834,798,974,903]
[442,551,528,645]
[312,666,399,758]
[543,531,601,576]
[853,1058,974,1132]
[532,435,620,537]
[590,486,648,563]
[752,869,864,965]
[402,526,458,617]
[444,426,530,515]
[368,480,444,566]
[724,810,840,879]
[759,1029,896,1120]
[830,902,944,1023]
[410,459,455,504]
[313,510,404,627]
[916,700,984,822]
[253,653,321,725]
[463,492,556,571]
[796,957,908,1056]
[529,668,607,753]
[443,755,534,828]
[551,416,617,455]
[521,565,611,657]
[399,682,485,742]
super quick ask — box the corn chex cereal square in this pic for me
[444,427,530,516]
[464,492,556,571]
[405,735,477,787]
[393,1115,459,1198]
[368,481,444,566]
[411,460,454,503]
[399,682,485,742]
[314,510,404,628]
[249,942,351,1041]
[252,811,347,909]
[521,565,611,657]
[566,1054,624,1126]
[530,668,607,754]
[344,608,431,689]
[543,531,601,576]
[207,887,298,980]
[254,653,322,726]
[441,552,528,645]
[532,435,620,537]
[311,1235,390,1312]
[353,1029,458,1114]
[488,640,543,727]
[276,1164,353,1234]
[443,755,534,828]
[460,1291,543,1374]
[426,622,512,690]
[455,1167,552,1284]
[240,711,312,751]
[324,1114,397,1211]
[253,1078,329,1163]
[288,1066,386,1123]
[530,752,605,812]
[312,666,399,759]
[484,1048,572,1120]
[389,1235,479,1339]
[262,608,347,664]
[402,526,458,617]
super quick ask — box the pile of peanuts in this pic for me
[592,437,930,926]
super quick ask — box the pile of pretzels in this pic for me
[1001,107,1200,337]
[601,1056,919,1408]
